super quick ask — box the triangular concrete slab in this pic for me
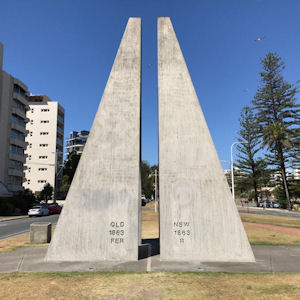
[158,17,255,262]
[46,18,141,261]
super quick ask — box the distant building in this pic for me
[65,130,89,156]
[270,169,293,183]
[294,168,300,180]
[0,42,29,193]
[23,95,64,194]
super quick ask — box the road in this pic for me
[238,208,300,219]
[0,215,59,240]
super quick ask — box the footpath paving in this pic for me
[1,245,300,273]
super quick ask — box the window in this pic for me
[39,156,48,159]
[38,180,47,183]
[7,175,22,186]
[13,84,26,97]
[39,144,48,147]
[29,143,32,148]
[28,167,31,173]
[41,108,50,112]
[11,114,25,127]
[30,131,33,136]
[9,145,24,155]
[31,108,34,113]
[28,155,32,160]
[41,120,49,124]
[38,168,47,171]
[27,179,31,184]
[8,159,23,171]
[40,132,49,135]
[10,129,25,141]
[12,100,26,113]
[30,120,33,125]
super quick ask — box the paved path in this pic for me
[0,215,59,240]
[243,222,300,235]
[1,245,300,273]
[239,207,300,219]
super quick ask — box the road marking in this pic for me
[146,256,152,272]
[0,230,29,240]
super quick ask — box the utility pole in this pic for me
[154,169,158,213]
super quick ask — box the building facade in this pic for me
[0,42,29,193]
[294,168,300,180]
[65,130,89,156]
[23,95,64,194]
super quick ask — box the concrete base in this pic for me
[158,17,254,262]
[1,245,299,273]
[30,222,51,244]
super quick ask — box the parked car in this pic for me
[259,200,272,208]
[271,201,281,208]
[28,205,49,217]
[47,203,62,214]
[141,199,147,206]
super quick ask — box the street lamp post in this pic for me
[154,169,158,213]
[230,141,248,202]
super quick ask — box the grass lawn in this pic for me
[1,206,300,253]
[1,272,300,299]
[240,213,300,229]
[244,225,300,245]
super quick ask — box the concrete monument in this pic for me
[158,17,255,262]
[45,18,141,261]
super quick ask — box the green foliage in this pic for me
[141,161,155,199]
[39,183,53,204]
[63,152,81,184]
[0,189,37,215]
[236,107,271,205]
[251,52,300,208]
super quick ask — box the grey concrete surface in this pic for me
[45,18,141,262]
[30,222,51,244]
[158,17,254,262]
[0,215,59,240]
[1,245,300,273]
[239,207,300,219]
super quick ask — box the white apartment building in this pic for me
[65,130,89,157]
[23,95,64,194]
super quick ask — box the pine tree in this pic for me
[252,53,300,209]
[236,107,268,206]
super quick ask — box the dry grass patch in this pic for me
[0,226,55,253]
[0,232,30,252]
[142,207,159,239]
[1,272,300,299]
[244,224,300,245]
[240,213,300,228]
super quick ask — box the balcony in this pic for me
[57,115,64,125]
[57,126,64,136]
[7,184,24,192]
[11,122,26,134]
[8,168,24,177]
[56,137,63,146]
[13,92,28,106]
[10,137,26,149]
[11,107,26,119]
[9,153,26,163]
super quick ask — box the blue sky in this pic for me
[0,0,299,168]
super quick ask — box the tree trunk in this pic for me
[253,180,259,206]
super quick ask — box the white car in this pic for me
[28,205,49,217]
